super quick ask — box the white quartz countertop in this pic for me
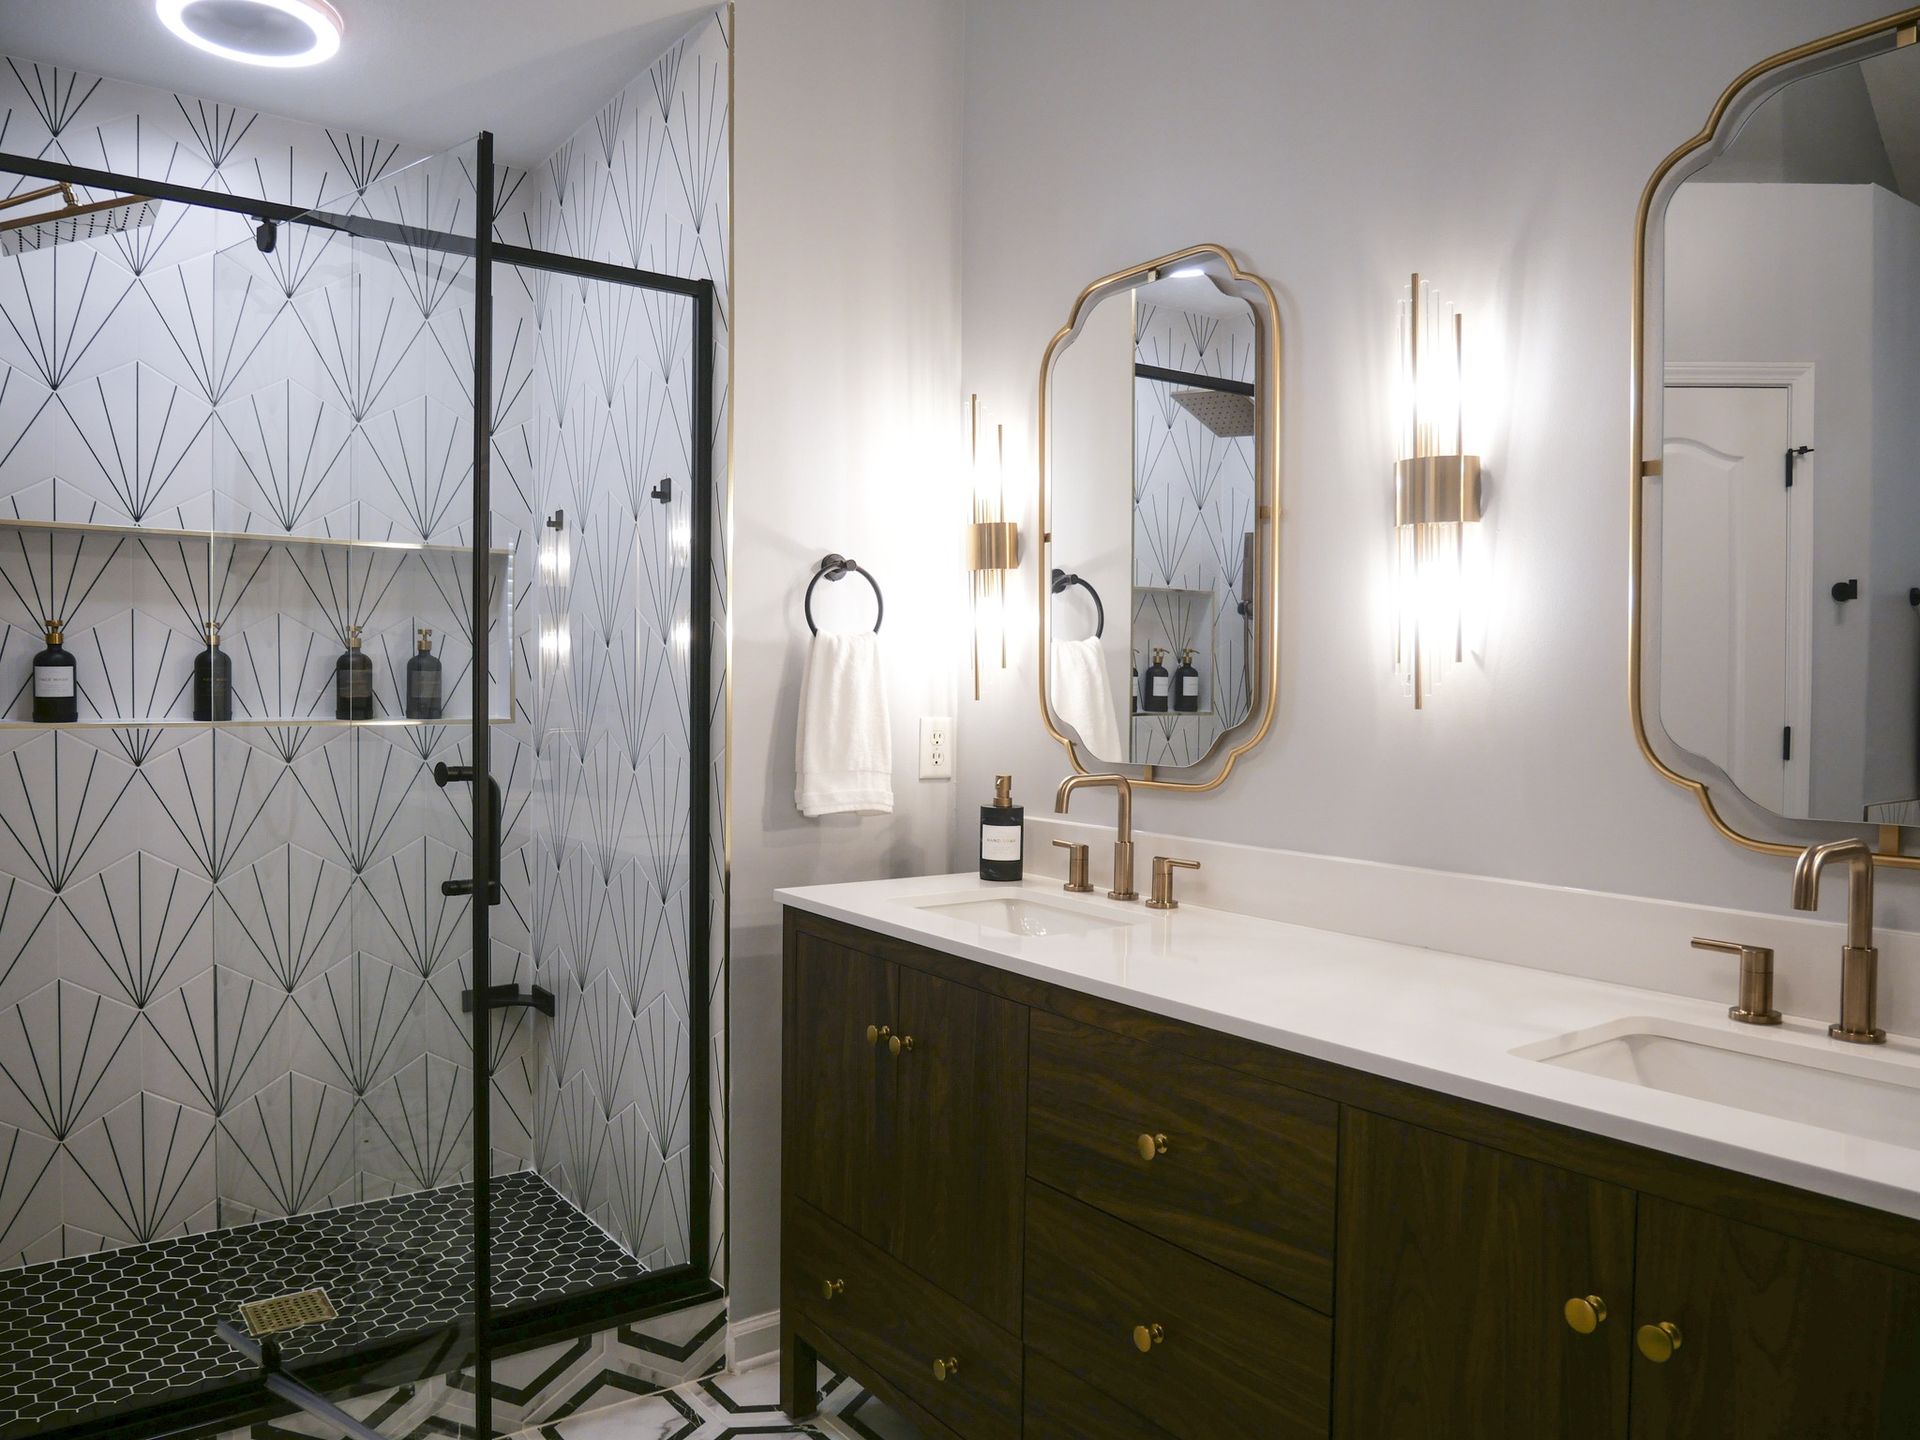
[777,873,1920,1221]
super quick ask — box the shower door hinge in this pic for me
[1782,726,1793,763]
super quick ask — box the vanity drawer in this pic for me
[1024,1349,1183,1440]
[1024,1182,1332,1440]
[785,1197,1019,1440]
[1026,1009,1338,1310]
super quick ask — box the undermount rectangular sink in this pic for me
[1516,1018,1920,1151]
[909,894,1134,938]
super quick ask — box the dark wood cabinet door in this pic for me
[1630,1197,1920,1439]
[1335,1109,1635,1440]
[784,932,897,1248]
[891,963,1028,1331]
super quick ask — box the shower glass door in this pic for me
[198,138,493,1431]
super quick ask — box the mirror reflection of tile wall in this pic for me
[1130,300,1256,767]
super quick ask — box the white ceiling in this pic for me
[0,0,713,166]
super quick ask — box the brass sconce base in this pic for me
[1394,454,1483,526]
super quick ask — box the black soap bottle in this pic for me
[979,773,1024,882]
[192,620,232,722]
[1141,647,1171,714]
[1173,647,1201,713]
[31,620,76,723]
[405,626,442,719]
[335,624,373,720]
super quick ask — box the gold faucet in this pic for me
[1054,774,1137,901]
[1791,839,1884,1044]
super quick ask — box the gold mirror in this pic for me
[1038,244,1280,791]
[1634,9,1920,867]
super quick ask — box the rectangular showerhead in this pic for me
[1172,387,1256,438]
[0,181,159,257]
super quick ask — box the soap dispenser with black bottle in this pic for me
[31,620,76,724]
[335,624,373,720]
[1141,646,1171,713]
[192,620,231,721]
[405,627,442,719]
[1173,647,1201,713]
[979,773,1024,881]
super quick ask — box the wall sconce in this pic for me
[1394,272,1484,709]
[966,394,1021,700]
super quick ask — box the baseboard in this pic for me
[726,1308,781,1370]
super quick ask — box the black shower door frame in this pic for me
[0,135,718,1440]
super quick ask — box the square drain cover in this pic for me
[238,1288,338,1337]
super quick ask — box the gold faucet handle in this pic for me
[1690,937,1781,1026]
[1145,857,1200,911]
[1053,838,1094,894]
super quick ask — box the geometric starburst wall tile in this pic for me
[64,1089,217,1245]
[215,843,352,991]
[61,850,213,1008]
[0,979,140,1140]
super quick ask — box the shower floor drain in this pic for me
[238,1289,338,1337]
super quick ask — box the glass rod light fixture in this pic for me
[1394,272,1483,709]
[966,394,1020,700]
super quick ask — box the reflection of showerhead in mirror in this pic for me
[0,181,158,256]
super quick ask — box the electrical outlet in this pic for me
[919,716,953,779]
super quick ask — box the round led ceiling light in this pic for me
[156,0,343,67]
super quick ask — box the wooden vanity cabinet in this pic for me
[781,909,1920,1440]
[781,924,1026,1435]
[1628,1197,1920,1439]
[1334,1111,1636,1439]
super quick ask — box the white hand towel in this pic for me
[1050,635,1124,760]
[795,630,894,817]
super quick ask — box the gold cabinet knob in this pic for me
[1636,1321,1683,1363]
[1137,1132,1168,1162]
[820,1278,845,1301]
[932,1355,959,1382]
[889,1033,915,1057]
[865,1024,890,1046]
[1131,1322,1165,1353]
[1563,1295,1607,1334]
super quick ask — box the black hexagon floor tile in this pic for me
[0,1172,646,1438]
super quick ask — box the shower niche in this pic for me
[0,521,514,727]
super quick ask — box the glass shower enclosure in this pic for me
[0,130,711,1440]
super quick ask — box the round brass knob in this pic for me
[1137,1132,1169,1162]
[889,1033,915,1057]
[1563,1295,1607,1334]
[865,1024,890,1045]
[932,1355,959,1382]
[1636,1321,1683,1364]
[1131,1322,1165,1353]
[820,1278,845,1301]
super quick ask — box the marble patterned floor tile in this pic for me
[529,1362,919,1440]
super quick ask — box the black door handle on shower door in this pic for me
[433,762,503,905]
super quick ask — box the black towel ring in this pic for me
[805,553,884,635]
[1049,568,1105,638]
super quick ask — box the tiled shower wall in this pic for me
[1130,301,1255,768]
[0,2,728,1305]
[515,8,731,1280]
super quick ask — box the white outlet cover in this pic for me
[919,715,953,780]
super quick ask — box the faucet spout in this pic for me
[1053,773,1137,900]
[1791,839,1874,950]
[1792,838,1883,1044]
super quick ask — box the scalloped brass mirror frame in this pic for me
[1631,6,1920,869]
[1037,243,1282,792]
